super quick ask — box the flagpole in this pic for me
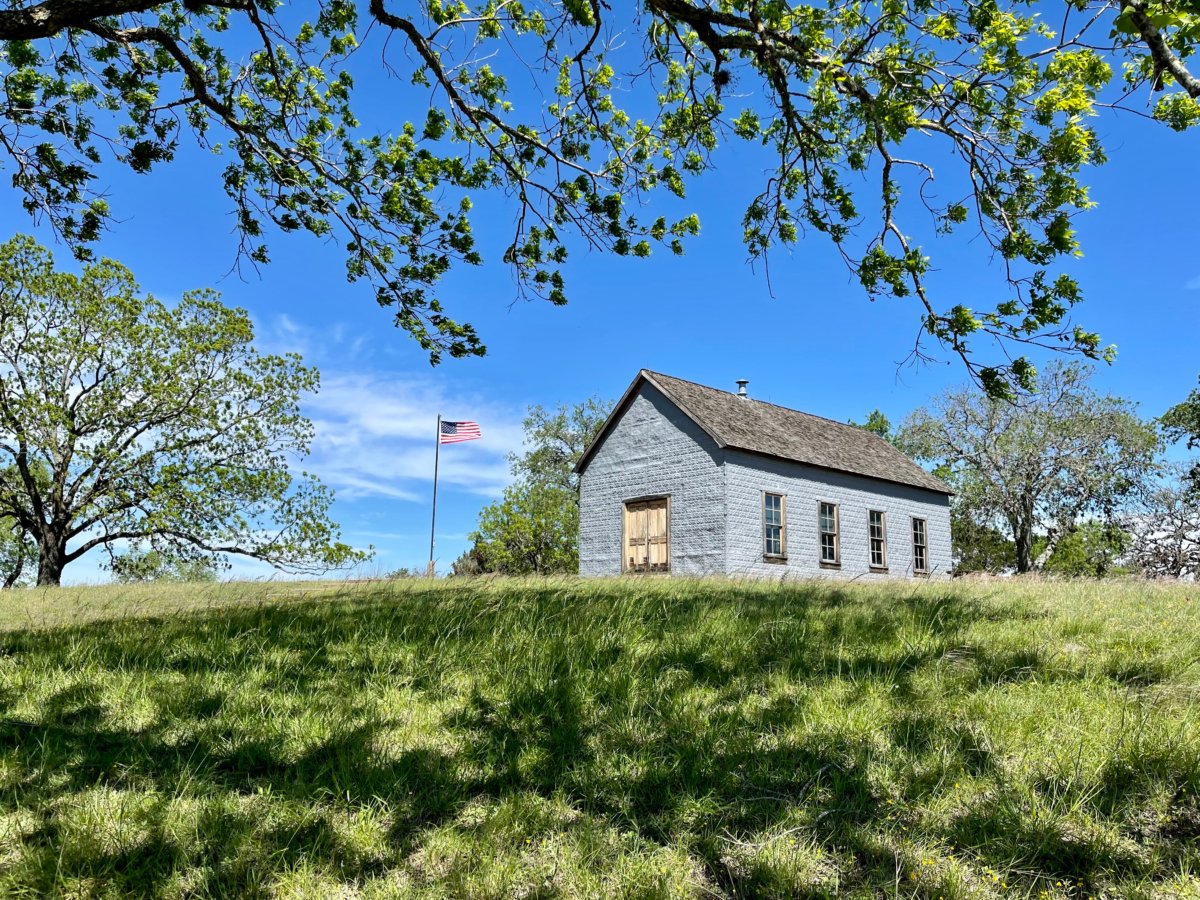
[428,414,441,577]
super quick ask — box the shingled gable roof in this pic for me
[575,370,952,496]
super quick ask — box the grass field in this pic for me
[0,577,1198,899]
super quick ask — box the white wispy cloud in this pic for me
[1186,274,1200,290]
[253,312,370,365]
[250,314,526,503]
[303,366,525,503]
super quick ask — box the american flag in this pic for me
[439,420,481,444]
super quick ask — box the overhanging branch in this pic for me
[1120,0,1200,99]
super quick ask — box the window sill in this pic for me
[763,555,788,564]
[819,560,841,570]
[869,566,889,574]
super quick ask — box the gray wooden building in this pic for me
[575,370,953,578]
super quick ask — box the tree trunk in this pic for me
[1009,494,1038,574]
[1033,525,1061,570]
[36,537,66,587]
[1014,529,1033,574]
[1010,508,1034,574]
[3,544,25,589]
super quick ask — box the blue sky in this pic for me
[1,25,1197,582]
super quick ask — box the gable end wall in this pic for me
[578,384,725,575]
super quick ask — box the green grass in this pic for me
[1,577,1198,899]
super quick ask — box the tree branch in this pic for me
[1120,0,1200,98]
[0,0,161,40]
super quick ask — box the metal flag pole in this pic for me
[428,414,441,577]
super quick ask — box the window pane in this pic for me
[821,534,835,561]
[765,525,781,556]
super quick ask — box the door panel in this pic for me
[624,498,669,573]
[625,501,647,571]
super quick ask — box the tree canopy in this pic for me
[0,516,34,588]
[851,409,896,443]
[3,2,1197,393]
[508,398,612,500]
[948,509,1016,573]
[1040,519,1130,576]
[0,235,365,585]
[1162,374,1200,490]
[899,362,1160,572]
[463,396,611,575]
[468,480,580,576]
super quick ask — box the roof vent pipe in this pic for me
[735,379,749,398]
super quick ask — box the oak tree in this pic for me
[949,509,1017,573]
[468,481,579,576]
[851,410,896,443]
[1041,519,1130,576]
[0,235,364,586]
[899,362,1160,572]
[508,398,612,500]
[1162,374,1200,491]
[464,396,610,574]
[2,2,1198,393]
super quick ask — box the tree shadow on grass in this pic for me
[0,582,1178,896]
[0,711,471,894]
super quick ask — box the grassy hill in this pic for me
[0,577,1197,899]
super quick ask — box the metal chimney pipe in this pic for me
[735,379,749,397]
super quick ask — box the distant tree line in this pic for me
[867,364,1200,577]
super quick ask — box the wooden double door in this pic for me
[624,497,670,573]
